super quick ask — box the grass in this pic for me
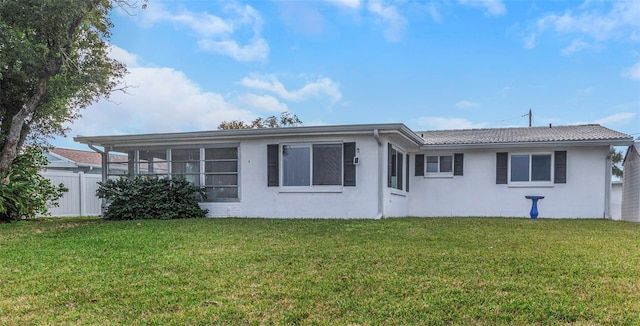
[1,217,639,325]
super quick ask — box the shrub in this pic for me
[0,147,68,222]
[96,176,208,220]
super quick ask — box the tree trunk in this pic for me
[0,77,49,173]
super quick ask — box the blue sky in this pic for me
[54,0,640,150]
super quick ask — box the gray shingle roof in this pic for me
[416,124,632,146]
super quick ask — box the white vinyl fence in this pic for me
[40,171,103,217]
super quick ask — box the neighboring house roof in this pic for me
[51,148,103,166]
[46,148,128,169]
[623,142,640,165]
[417,124,633,149]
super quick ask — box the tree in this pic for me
[612,149,623,178]
[0,0,128,175]
[0,146,67,222]
[218,112,302,130]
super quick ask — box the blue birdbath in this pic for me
[525,196,544,221]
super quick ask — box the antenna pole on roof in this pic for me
[521,109,532,127]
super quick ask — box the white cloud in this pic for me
[426,2,443,23]
[69,48,253,137]
[414,117,487,130]
[108,45,139,67]
[622,61,640,81]
[535,1,640,53]
[575,86,595,96]
[235,93,288,112]
[459,0,507,16]
[198,38,269,62]
[523,33,536,49]
[240,74,342,103]
[135,1,268,62]
[324,0,361,10]
[367,0,408,42]
[593,112,637,125]
[455,100,480,108]
[561,38,590,56]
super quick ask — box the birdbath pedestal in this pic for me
[524,196,545,221]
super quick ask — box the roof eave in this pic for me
[74,123,425,149]
[420,138,634,150]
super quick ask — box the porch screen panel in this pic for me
[106,151,131,178]
[171,148,200,185]
[138,149,168,176]
[204,147,238,201]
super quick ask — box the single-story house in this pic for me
[74,123,633,219]
[622,142,640,222]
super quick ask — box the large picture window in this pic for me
[510,153,552,183]
[282,143,343,187]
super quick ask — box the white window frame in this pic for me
[425,154,454,178]
[388,144,407,194]
[508,152,554,187]
[279,142,344,193]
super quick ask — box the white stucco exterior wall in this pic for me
[408,146,610,218]
[200,135,382,218]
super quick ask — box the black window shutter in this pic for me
[398,152,403,190]
[415,154,424,176]
[343,142,356,186]
[267,144,279,186]
[554,151,567,184]
[454,153,464,176]
[405,154,410,192]
[496,152,508,184]
[387,143,393,188]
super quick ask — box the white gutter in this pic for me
[374,129,383,219]
[421,139,634,151]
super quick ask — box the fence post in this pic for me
[78,172,85,216]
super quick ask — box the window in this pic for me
[204,147,239,201]
[110,146,239,202]
[416,153,464,177]
[267,142,355,188]
[387,144,404,191]
[281,143,342,187]
[426,155,453,176]
[509,153,552,184]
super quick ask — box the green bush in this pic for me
[0,147,68,222]
[96,176,208,220]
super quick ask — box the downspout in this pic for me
[604,146,613,219]
[87,142,108,215]
[373,129,383,219]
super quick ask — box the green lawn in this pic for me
[1,217,639,325]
